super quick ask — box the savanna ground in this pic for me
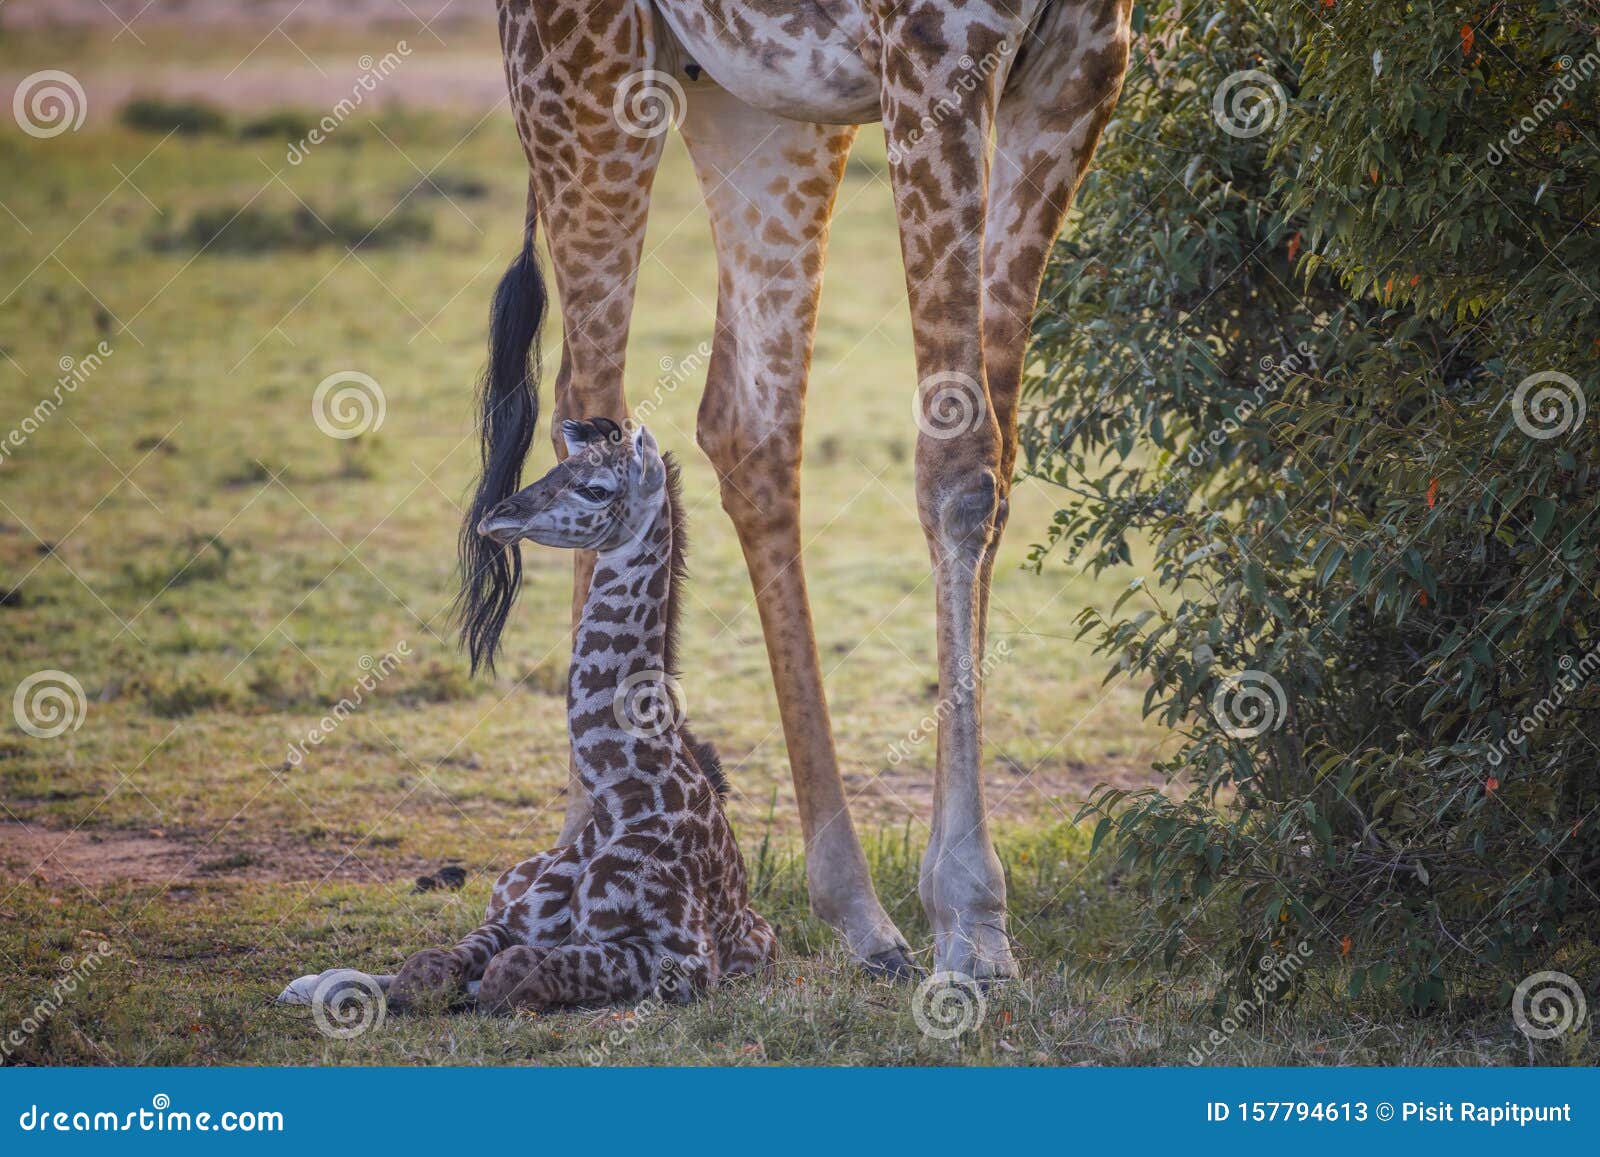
[0,2,1581,1066]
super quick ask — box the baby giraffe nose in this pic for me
[477,499,517,537]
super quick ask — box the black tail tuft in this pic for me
[682,727,729,800]
[457,239,546,674]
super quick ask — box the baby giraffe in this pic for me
[392,418,776,1012]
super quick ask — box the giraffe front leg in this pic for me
[390,923,516,1010]
[879,6,1029,981]
[391,846,580,1009]
[679,84,912,978]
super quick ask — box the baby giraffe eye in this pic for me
[574,484,613,503]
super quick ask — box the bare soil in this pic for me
[0,822,434,889]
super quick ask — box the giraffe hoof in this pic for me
[861,947,922,983]
[389,948,466,1011]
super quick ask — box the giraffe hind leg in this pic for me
[478,939,683,1014]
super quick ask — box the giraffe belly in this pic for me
[654,0,882,124]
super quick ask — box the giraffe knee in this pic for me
[478,946,549,1014]
[930,468,1001,552]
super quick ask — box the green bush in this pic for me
[1025,0,1600,1013]
[120,97,228,136]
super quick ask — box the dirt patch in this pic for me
[0,823,429,889]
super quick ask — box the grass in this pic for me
[0,16,1585,1067]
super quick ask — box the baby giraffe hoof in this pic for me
[389,948,466,1011]
[478,946,548,1015]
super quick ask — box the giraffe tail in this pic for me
[458,177,548,674]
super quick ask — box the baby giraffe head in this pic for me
[477,417,668,553]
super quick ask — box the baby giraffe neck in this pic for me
[568,488,677,809]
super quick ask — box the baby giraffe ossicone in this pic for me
[390,417,776,1012]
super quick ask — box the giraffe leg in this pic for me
[882,2,1132,979]
[497,1,668,843]
[878,7,1022,980]
[976,2,1131,653]
[390,846,581,1007]
[678,84,913,976]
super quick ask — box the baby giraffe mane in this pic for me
[657,450,727,799]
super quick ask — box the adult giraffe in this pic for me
[460,0,1131,980]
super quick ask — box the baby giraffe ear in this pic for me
[560,419,589,458]
[628,424,666,494]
